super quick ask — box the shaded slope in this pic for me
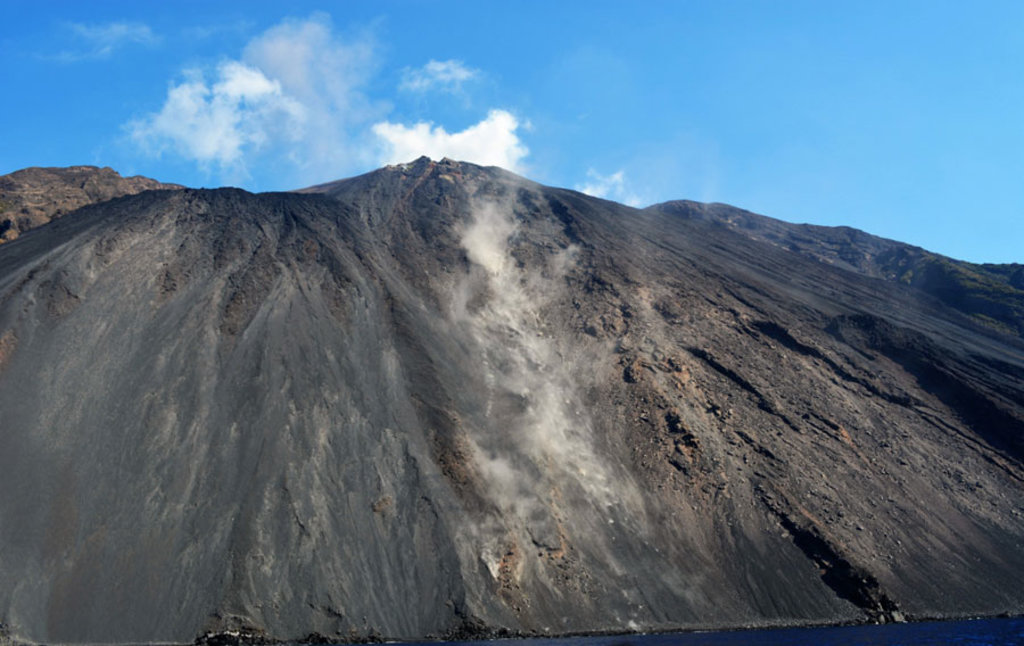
[0,165,182,244]
[0,160,1021,643]
[648,200,1024,337]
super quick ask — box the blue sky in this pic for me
[2,1,1021,263]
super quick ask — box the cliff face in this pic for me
[0,165,182,244]
[0,158,1022,643]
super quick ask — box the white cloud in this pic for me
[400,59,479,93]
[128,14,531,185]
[372,109,528,172]
[56,21,157,61]
[127,62,305,174]
[576,169,644,207]
[128,14,384,183]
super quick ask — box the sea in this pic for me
[403,617,1024,646]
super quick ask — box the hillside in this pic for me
[648,200,1024,337]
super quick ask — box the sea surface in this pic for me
[403,617,1024,646]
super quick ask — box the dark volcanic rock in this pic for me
[647,200,1024,337]
[0,158,1022,643]
[0,165,182,244]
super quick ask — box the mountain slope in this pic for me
[647,200,1024,337]
[0,165,182,244]
[0,158,1022,643]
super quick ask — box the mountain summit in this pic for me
[0,158,1022,643]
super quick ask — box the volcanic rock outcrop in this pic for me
[0,165,181,243]
[0,157,1021,643]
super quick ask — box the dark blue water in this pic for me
[405,617,1024,646]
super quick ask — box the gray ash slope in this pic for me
[646,200,1024,337]
[1,157,1023,644]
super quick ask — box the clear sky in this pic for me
[2,1,1021,263]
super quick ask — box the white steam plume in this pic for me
[576,168,644,207]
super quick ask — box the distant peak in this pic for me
[383,156,464,171]
[0,164,181,243]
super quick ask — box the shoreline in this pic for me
[4,611,1022,646]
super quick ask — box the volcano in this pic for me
[0,157,1022,644]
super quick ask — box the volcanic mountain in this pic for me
[0,157,1021,644]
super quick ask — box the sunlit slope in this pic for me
[648,200,1024,337]
[0,165,182,244]
[0,158,1022,643]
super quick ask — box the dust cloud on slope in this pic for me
[453,199,643,547]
